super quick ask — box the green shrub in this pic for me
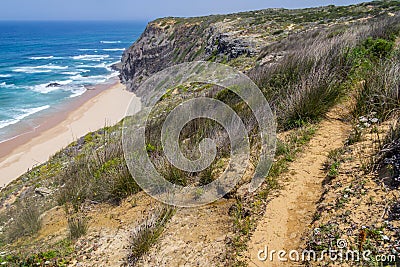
[363,37,395,59]
[56,126,141,207]
[5,200,42,242]
[67,213,88,240]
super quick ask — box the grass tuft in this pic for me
[127,206,175,265]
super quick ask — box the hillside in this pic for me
[119,1,400,92]
[0,1,400,266]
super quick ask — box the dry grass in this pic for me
[56,130,139,210]
[127,205,175,266]
[250,14,400,130]
[353,58,400,120]
[5,199,42,242]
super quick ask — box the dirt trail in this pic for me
[246,104,352,267]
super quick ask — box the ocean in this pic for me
[0,21,145,142]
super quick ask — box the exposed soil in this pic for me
[245,102,352,267]
[137,199,235,267]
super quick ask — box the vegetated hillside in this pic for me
[0,1,399,266]
[119,1,400,92]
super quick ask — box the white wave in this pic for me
[13,67,52,74]
[30,84,57,94]
[78,63,107,69]
[0,119,16,129]
[104,61,119,72]
[38,65,68,70]
[103,48,125,51]
[13,64,68,74]
[61,71,80,75]
[78,48,98,51]
[69,87,87,98]
[0,105,50,129]
[100,41,121,44]
[29,56,54,60]
[70,74,84,80]
[56,80,73,85]
[106,71,119,79]
[17,106,50,119]
[76,68,91,73]
[0,82,16,89]
[0,74,12,78]
[30,80,73,94]
[70,74,107,84]
[72,54,109,61]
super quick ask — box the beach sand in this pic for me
[0,81,141,186]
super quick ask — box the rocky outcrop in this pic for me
[46,82,61,88]
[119,16,263,92]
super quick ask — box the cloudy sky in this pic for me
[0,0,367,21]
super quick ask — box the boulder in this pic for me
[35,187,52,196]
[46,82,61,88]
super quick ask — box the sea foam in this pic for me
[0,82,16,89]
[72,54,109,61]
[100,41,121,44]
[29,56,55,60]
[69,87,87,98]
[78,63,108,69]
[103,48,125,51]
[30,80,73,94]
[0,105,50,129]
[13,65,68,74]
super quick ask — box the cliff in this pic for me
[119,2,400,92]
[119,16,261,92]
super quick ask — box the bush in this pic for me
[353,59,400,120]
[67,213,88,240]
[57,130,140,207]
[363,38,394,59]
[6,200,42,242]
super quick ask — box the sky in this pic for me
[0,0,368,21]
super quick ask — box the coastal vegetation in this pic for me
[0,1,400,266]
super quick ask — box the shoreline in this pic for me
[0,80,140,187]
[0,79,119,158]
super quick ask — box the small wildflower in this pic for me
[370,118,379,123]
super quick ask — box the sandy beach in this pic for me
[0,81,141,186]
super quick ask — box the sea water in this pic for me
[0,21,145,142]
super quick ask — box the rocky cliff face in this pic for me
[119,15,267,92]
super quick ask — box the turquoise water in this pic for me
[0,21,145,141]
